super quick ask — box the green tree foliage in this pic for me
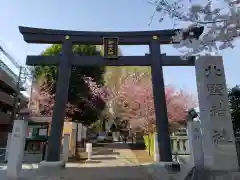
[34,44,106,126]
[229,86,240,132]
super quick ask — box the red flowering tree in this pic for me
[30,76,109,126]
[30,79,76,117]
[114,74,196,133]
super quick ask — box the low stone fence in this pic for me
[171,136,191,164]
[171,136,190,155]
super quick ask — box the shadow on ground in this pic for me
[108,143,130,150]
[91,156,117,161]
[68,156,86,163]
[128,143,154,163]
[92,149,120,156]
[92,143,109,147]
[84,160,102,163]
[0,164,192,180]
[128,143,145,150]
[17,165,155,180]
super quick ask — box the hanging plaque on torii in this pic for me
[103,37,119,59]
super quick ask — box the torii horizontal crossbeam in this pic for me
[19,26,204,45]
[26,55,195,66]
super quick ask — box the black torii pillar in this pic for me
[19,26,203,163]
[47,38,73,161]
[150,37,172,161]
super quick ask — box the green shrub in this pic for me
[143,133,155,157]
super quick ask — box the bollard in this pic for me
[86,143,92,161]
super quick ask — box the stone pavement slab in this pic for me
[2,164,240,180]
[0,165,152,180]
[0,142,146,179]
[80,142,140,167]
[0,163,196,180]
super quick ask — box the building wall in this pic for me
[0,69,28,146]
[0,69,18,92]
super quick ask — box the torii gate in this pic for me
[19,26,203,162]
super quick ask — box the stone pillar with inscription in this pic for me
[187,120,204,167]
[63,134,70,163]
[77,123,83,142]
[195,56,238,171]
[7,120,28,179]
[71,122,77,156]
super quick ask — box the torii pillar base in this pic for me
[39,161,66,170]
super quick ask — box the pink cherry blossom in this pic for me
[30,77,109,117]
[113,74,196,133]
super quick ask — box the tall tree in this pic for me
[229,85,240,132]
[32,44,107,126]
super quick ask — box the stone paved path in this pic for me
[81,142,140,167]
[0,142,156,179]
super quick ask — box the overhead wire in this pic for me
[0,45,21,69]
[0,40,33,75]
[0,40,34,97]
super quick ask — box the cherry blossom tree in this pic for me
[149,0,240,56]
[30,76,109,124]
[83,76,109,102]
[114,73,196,133]
[30,79,74,116]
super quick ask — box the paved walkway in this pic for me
[79,142,140,167]
[0,142,158,179]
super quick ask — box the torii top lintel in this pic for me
[19,26,204,45]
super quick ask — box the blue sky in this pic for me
[1,0,240,96]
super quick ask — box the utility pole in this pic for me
[28,75,35,108]
[8,66,23,132]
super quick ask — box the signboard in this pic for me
[103,37,119,59]
[39,129,48,136]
